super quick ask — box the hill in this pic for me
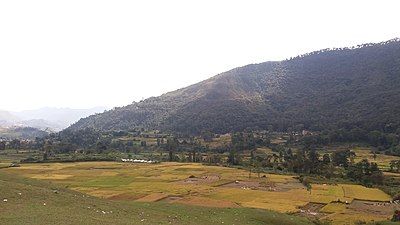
[0,111,19,127]
[69,38,400,135]
[0,107,107,132]
[0,127,48,140]
[13,107,108,130]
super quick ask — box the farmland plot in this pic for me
[3,162,394,224]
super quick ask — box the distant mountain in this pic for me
[18,119,63,131]
[0,110,20,126]
[0,107,107,131]
[13,107,107,130]
[68,38,400,134]
[0,126,48,140]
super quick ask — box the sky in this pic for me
[1,0,400,111]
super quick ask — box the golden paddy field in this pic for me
[5,162,396,224]
[353,148,400,170]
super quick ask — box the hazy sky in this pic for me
[1,0,399,111]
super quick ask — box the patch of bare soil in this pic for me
[152,195,240,208]
[135,193,169,202]
[159,196,184,203]
[297,203,328,219]
[174,196,240,208]
[222,180,269,190]
[177,174,221,185]
[274,182,306,191]
[221,180,304,192]
[348,200,400,215]
[108,193,146,201]
[89,167,120,170]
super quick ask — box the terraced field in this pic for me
[0,170,313,225]
[1,162,397,224]
[353,148,400,171]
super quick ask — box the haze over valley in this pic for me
[0,107,107,133]
[1,1,400,225]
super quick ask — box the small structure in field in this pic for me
[121,158,157,164]
[9,163,20,167]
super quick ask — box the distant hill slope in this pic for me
[0,107,107,132]
[0,127,48,139]
[0,111,20,126]
[13,107,108,129]
[68,38,400,134]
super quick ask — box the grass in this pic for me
[352,148,400,171]
[310,184,352,204]
[0,149,41,163]
[323,212,390,225]
[341,184,391,201]
[1,161,396,224]
[198,134,231,148]
[0,170,312,225]
[320,203,346,213]
[0,163,10,169]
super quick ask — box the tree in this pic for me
[347,159,384,185]
[368,130,384,147]
[372,151,377,160]
[253,158,262,178]
[10,139,21,150]
[156,138,161,146]
[43,140,53,161]
[307,148,320,173]
[332,149,352,167]
[227,146,241,165]
[322,154,331,164]
[201,131,214,142]
[165,138,178,162]
[392,210,400,222]
[96,138,111,152]
[389,160,400,172]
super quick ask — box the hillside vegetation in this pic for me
[0,127,48,140]
[69,39,400,135]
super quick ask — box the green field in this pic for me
[0,169,312,225]
[0,161,397,224]
[352,148,400,171]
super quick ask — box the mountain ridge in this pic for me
[0,107,108,131]
[68,38,400,134]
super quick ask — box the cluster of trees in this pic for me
[2,126,388,187]
[0,138,42,150]
[0,127,48,140]
[347,159,384,185]
[299,129,400,156]
[246,147,384,185]
[24,128,217,163]
[231,132,257,151]
[288,38,400,61]
[163,137,210,162]
[390,160,400,172]
[32,128,159,155]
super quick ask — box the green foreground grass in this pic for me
[0,170,313,225]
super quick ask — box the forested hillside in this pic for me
[69,38,400,135]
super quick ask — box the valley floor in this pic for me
[0,162,398,224]
[0,167,311,225]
